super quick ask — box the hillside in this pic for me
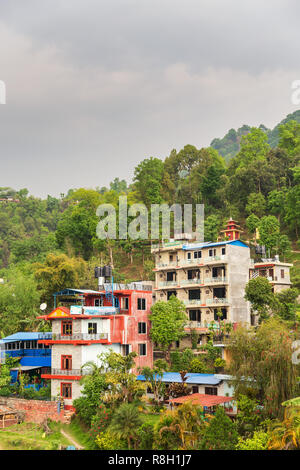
[210,110,300,162]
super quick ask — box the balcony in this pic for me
[204,277,227,285]
[38,333,109,343]
[183,299,203,306]
[2,348,51,357]
[181,278,202,286]
[48,368,92,377]
[158,281,178,288]
[206,298,229,305]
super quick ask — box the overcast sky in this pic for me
[1,0,300,197]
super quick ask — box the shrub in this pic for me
[236,430,270,450]
[200,407,238,450]
[136,423,154,450]
[90,405,112,438]
[95,430,125,450]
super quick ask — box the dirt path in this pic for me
[60,429,84,450]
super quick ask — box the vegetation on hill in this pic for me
[211,110,300,162]
[0,112,298,335]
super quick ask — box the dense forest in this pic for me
[211,110,300,162]
[0,112,299,335]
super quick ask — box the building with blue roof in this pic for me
[0,332,52,385]
[151,220,252,352]
[137,372,234,397]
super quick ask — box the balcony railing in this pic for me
[40,333,108,341]
[158,281,178,287]
[204,277,227,284]
[49,368,92,376]
[183,299,203,305]
[3,349,51,357]
[181,278,202,285]
[206,298,229,305]
[156,261,178,268]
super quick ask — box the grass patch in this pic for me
[62,416,97,450]
[142,413,161,427]
[0,421,72,450]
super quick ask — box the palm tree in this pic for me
[109,403,142,449]
[268,407,300,450]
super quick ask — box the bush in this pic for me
[0,386,12,397]
[236,430,270,450]
[136,423,154,450]
[189,358,209,373]
[95,430,125,450]
[200,407,238,450]
[90,405,112,438]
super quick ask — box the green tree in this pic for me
[109,403,142,449]
[246,192,266,218]
[149,296,187,365]
[133,157,164,207]
[200,407,238,450]
[227,319,299,418]
[244,277,275,321]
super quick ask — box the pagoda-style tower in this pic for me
[220,218,243,241]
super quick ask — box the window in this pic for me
[61,383,72,399]
[175,340,180,348]
[94,298,103,306]
[122,297,129,310]
[205,387,218,395]
[187,252,191,260]
[139,344,147,356]
[193,251,202,259]
[137,298,146,310]
[188,289,200,300]
[62,320,72,336]
[189,310,201,322]
[281,269,285,279]
[167,291,177,300]
[214,308,227,321]
[88,323,97,334]
[192,386,199,394]
[138,322,147,334]
[169,255,173,262]
[167,271,176,281]
[61,355,72,370]
[209,249,216,257]
[222,247,226,255]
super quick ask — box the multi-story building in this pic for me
[250,256,293,293]
[37,284,153,408]
[152,236,252,346]
[0,332,51,385]
[152,219,294,348]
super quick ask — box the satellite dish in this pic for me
[40,303,47,311]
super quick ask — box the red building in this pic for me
[37,285,153,408]
[220,219,243,241]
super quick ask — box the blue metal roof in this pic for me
[2,332,52,342]
[182,240,249,251]
[136,372,222,385]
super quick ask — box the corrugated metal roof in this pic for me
[2,332,52,342]
[137,372,222,385]
[182,240,249,250]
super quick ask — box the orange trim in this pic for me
[42,374,82,381]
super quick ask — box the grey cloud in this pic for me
[0,0,300,197]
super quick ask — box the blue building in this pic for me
[0,332,52,385]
